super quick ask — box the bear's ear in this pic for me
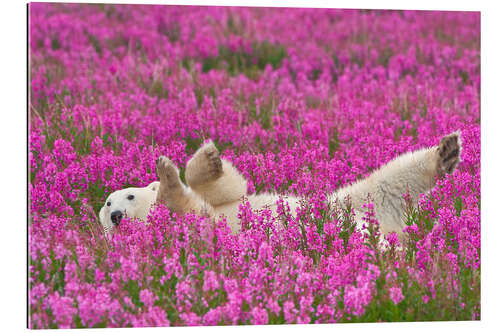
[147,181,160,192]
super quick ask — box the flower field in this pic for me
[28,3,480,328]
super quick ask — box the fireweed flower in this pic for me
[389,286,404,305]
[251,306,269,325]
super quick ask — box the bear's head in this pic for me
[98,181,159,232]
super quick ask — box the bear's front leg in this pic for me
[156,156,214,217]
[156,156,186,210]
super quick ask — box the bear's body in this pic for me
[99,133,462,238]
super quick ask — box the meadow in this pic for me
[28,3,480,328]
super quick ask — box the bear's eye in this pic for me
[127,195,135,200]
[106,202,111,207]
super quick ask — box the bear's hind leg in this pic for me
[436,132,462,177]
[185,141,223,188]
[186,141,248,207]
[330,132,462,238]
[156,156,214,217]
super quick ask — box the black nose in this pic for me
[110,211,123,226]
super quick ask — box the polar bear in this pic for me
[99,132,461,238]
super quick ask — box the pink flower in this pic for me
[47,292,77,328]
[203,308,222,326]
[140,289,157,308]
[283,300,297,323]
[389,286,404,305]
[251,306,269,325]
[179,312,201,326]
[203,270,219,293]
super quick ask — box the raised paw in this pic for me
[156,156,182,191]
[185,141,223,188]
[204,144,223,179]
[436,132,462,177]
